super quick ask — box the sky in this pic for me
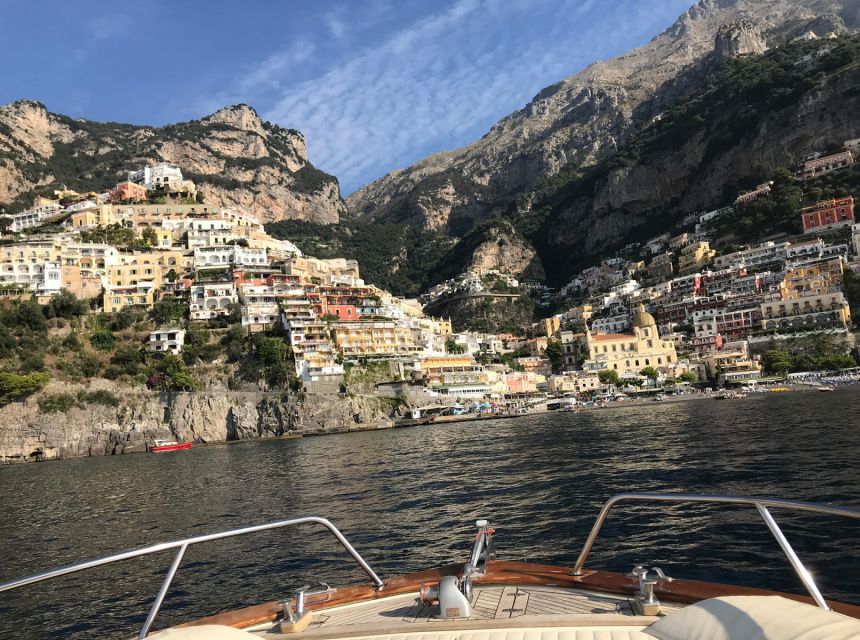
[0,0,692,194]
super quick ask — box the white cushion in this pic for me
[645,596,860,640]
[151,624,259,639]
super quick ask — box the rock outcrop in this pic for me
[468,227,545,280]
[714,19,768,59]
[0,380,396,464]
[0,102,345,224]
[347,0,859,235]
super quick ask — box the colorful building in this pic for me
[584,306,677,377]
[801,197,855,232]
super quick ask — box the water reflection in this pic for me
[1,388,859,640]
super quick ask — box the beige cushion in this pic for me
[151,624,258,639]
[645,596,860,640]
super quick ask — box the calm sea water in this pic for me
[1,388,859,639]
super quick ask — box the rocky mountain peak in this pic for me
[714,19,768,59]
[0,100,344,224]
[202,103,267,136]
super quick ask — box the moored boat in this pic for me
[149,439,193,453]
[2,493,860,639]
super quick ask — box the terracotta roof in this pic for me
[591,333,635,341]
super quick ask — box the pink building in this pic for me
[109,181,148,203]
[504,372,541,395]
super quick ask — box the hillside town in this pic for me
[0,148,858,410]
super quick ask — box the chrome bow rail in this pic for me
[571,493,860,611]
[0,516,383,639]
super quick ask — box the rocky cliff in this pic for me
[0,379,396,464]
[346,0,860,235]
[0,102,345,224]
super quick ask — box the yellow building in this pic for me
[114,203,220,228]
[284,255,362,285]
[0,241,63,265]
[419,355,487,386]
[761,258,851,331]
[584,306,677,376]
[103,286,156,313]
[533,316,562,337]
[702,351,761,384]
[68,204,116,229]
[331,320,419,358]
[106,250,183,288]
[60,266,103,300]
[782,258,843,298]
[678,241,716,275]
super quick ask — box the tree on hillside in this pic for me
[43,290,87,320]
[763,350,792,375]
[445,338,465,354]
[545,339,564,374]
[598,369,620,386]
[0,371,49,405]
[140,227,159,247]
[639,366,659,380]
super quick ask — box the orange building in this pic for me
[109,181,149,203]
[801,196,855,232]
[325,304,358,321]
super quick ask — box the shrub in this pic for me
[111,307,145,331]
[78,390,120,407]
[43,290,88,320]
[90,330,117,351]
[0,371,49,405]
[110,345,145,376]
[38,393,79,413]
[221,324,247,362]
[58,352,102,379]
[149,297,187,326]
[63,333,82,351]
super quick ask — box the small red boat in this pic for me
[149,439,192,453]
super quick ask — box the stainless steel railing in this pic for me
[571,493,860,610]
[0,516,383,639]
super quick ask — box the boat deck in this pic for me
[244,585,684,638]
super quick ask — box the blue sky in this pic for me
[0,0,691,194]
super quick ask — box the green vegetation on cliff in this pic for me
[267,219,453,296]
[524,34,860,283]
[0,291,299,402]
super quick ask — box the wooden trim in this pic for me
[291,614,660,640]
[176,560,860,631]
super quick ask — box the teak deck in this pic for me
[178,560,860,633]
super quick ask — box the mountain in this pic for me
[346,0,860,280]
[0,101,345,223]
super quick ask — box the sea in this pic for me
[1,387,859,639]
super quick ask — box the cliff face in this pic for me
[346,0,859,235]
[0,102,345,224]
[0,380,395,464]
[534,33,860,279]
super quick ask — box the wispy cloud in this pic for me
[241,41,317,93]
[87,13,132,40]
[215,0,690,193]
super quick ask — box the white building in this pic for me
[194,246,268,269]
[713,242,789,270]
[148,329,186,355]
[0,261,61,293]
[591,313,631,334]
[190,281,237,320]
[547,370,602,394]
[186,220,236,249]
[10,203,62,232]
[129,163,185,190]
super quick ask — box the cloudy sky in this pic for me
[0,0,691,194]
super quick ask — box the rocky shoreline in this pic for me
[0,379,399,464]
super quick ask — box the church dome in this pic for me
[631,305,656,328]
